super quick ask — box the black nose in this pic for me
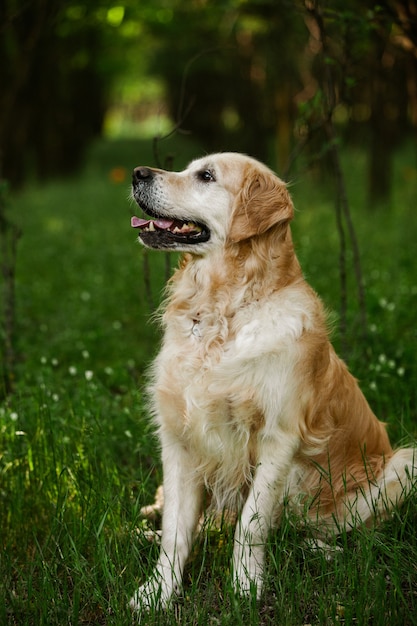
[132,166,154,184]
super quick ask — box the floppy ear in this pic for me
[228,166,294,244]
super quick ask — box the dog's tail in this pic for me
[344,446,416,528]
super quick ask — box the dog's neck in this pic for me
[165,226,303,326]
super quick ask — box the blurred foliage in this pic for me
[0,0,132,186]
[1,0,417,200]
[108,0,417,207]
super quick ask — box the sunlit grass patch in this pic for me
[0,379,157,624]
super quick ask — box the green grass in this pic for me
[1,137,416,624]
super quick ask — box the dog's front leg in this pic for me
[232,430,298,599]
[130,438,203,613]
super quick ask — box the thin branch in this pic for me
[304,0,367,353]
[142,247,154,313]
[0,155,21,397]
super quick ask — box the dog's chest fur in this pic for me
[147,258,314,506]
[151,319,261,507]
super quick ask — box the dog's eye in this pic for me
[197,169,215,183]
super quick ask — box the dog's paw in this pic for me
[232,565,263,600]
[129,576,180,614]
[232,540,264,600]
[129,581,168,613]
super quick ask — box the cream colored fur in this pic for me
[129,152,415,613]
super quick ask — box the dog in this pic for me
[129,152,415,612]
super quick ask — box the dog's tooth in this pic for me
[148,221,155,232]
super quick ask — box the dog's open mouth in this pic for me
[131,214,210,247]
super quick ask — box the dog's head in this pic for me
[131,153,293,253]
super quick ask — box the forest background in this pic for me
[2,0,417,197]
[1,1,417,624]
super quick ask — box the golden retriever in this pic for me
[129,152,415,612]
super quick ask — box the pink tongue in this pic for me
[131,216,149,228]
[131,216,175,230]
[155,219,175,229]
